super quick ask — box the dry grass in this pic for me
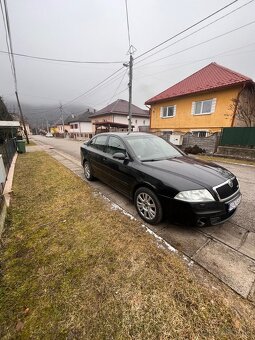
[195,154,255,166]
[26,140,37,146]
[0,151,254,339]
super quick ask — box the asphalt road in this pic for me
[32,135,255,300]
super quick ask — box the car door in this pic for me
[88,134,109,180]
[103,136,136,197]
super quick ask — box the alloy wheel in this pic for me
[136,192,157,220]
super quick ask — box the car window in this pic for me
[126,135,181,161]
[90,135,108,152]
[106,136,126,155]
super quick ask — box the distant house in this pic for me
[9,112,31,137]
[145,62,254,136]
[56,115,75,136]
[90,99,150,134]
[69,111,93,139]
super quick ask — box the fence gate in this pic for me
[220,127,255,147]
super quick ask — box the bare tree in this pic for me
[232,83,255,127]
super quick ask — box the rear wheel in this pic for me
[134,187,163,224]
[83,160,94,181]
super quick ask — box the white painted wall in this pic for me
[114,114,149,131]
[70,121,93,134]
[90,114,149,132]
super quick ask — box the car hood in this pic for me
[141,156,234,189]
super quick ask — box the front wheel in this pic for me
[134,187,163,225]
[83,160,94,181]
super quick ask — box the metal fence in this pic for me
[0,138,17,173]
[0,138,17,200]
[220,127,255,147]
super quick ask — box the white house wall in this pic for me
[70,122,93,134]
[114,114,149,131]
[91,114,149,132]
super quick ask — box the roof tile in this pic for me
[145,62,252,105]
[91,99,149,118]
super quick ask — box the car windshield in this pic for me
[126,135,182,161]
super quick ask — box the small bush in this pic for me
[185,145,206,154]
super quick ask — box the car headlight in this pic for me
[174,189,215,202]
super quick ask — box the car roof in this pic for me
[94,132,155,139]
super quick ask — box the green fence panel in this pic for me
[220,127,255,146]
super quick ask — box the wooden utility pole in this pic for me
[126,45,136,134]
[59,104,65,136]
[15,91,29,144]
[127,53,133,133]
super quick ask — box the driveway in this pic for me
[32,135,255,301]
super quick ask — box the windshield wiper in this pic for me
[141,159,160,162]
[142,156,179,162]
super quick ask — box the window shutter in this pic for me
[160,107,163,118]
[211,98,217,113]
[173,105,176,116]
[191,102,196,115]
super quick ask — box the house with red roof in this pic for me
[145,62,254,136]
[90,99,149,134]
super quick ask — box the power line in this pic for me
[125,0,131,47]
[12,68,128,115]
[61,66,125,107]
[135,20,255,68]
[0,49,125,64]
[135,0,239,60]
[107,68,128,105]
[2,0,17,89]
[0,0,14,81]
[90,87,129,111]
[135,0,254,66]
[133,42,255,82]
[1,0,29,143]
[1,0,17,89]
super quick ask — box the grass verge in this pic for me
[195,154,255,166]
[0,151,254,339]
[26,140,37,146]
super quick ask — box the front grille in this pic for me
[215,177,239,200]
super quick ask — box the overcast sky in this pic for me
[1,0,255,118]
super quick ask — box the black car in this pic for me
[80,132,241,226]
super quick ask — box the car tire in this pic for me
[134,187,163,225]
[83,160,94,181]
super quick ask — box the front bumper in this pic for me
[161,191,241,226]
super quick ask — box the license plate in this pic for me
[228,195,241,212]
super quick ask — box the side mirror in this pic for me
[112,152,127,160]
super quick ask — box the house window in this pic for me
[135,120,137,124]
[192,131,208,137]
[74,124,78,129]
[143,120,145,125]
[161,105,176,118]
[70,124,73,129]
[192,98,216,115]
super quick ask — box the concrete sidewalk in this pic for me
[27,143,255,302]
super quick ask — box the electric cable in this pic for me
[61,66,125,107]
[125,0,131,47]
[133,42,255,82]
[0,49,125,64]
[135,20,255,68]
[135,0,254,66]
[2,0,18,90]
[0,0,14,81]
[135,0,239,60]
[107,68,128,105]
